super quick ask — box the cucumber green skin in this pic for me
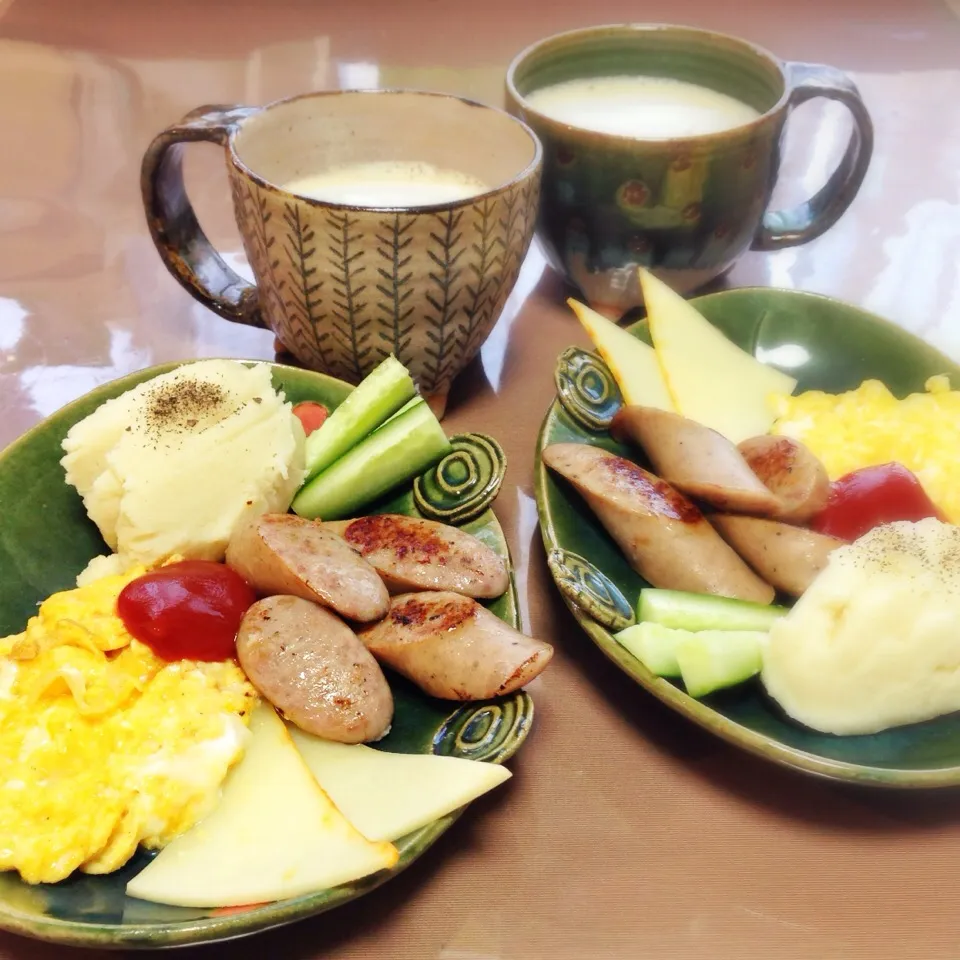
[676,631,766,699]
[303,355,416,481]
[638,589,789,633]
[615,622,684,677]
[292,401,451,520]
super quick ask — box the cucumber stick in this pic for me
[303,355,416,481]
[292,399,451,520]
[675,631,766,698]
[615,622,685,677]
[638,589,788,633]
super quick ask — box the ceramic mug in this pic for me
[505,24,874,316]
[142,90,542,412]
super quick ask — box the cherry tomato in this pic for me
[117,560,255,662]
[292,401,328,437]
[811,462,946,541]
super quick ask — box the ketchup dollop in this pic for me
[117,560,255,662]
[811,462,946,542]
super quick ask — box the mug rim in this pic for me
[505,22,791,146]
[225,87,543,214]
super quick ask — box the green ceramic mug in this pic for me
[505,24,874,316]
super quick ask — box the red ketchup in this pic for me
[292,401,329,437]
[117,560,255,662]
[811,462,946,541]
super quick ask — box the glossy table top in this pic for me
[2,0,960,957]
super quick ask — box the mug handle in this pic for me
[751,62,874,251]
[141,104,266,326]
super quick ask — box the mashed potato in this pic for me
[62,360,305,583]
[762,519,960,735]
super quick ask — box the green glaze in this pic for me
[0,361,530,948]
[413,432,506,525]
[554,347,623,431]
[536,287,960,789]
[546,548,634,632]
[505,24,873,315]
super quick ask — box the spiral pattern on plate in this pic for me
[413,432,506,525]
[547,548,635,632]
[554,347,623,431]
[433,691,534,765]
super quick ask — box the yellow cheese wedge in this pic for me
[289,726,511,843]
[639,268,797,443]
[125,704,398,908]
[568,298,674,411]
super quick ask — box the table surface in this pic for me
[2,0,960,957]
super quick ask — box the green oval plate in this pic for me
[0,360,531,949]
[536,287,960,789]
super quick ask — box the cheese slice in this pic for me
[639,268,796,443]
[289,726,511,843]
[125,704,398,908]
[568,298,674,411]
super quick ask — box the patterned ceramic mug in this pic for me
[506,24,874,317]
[142,90,542,413]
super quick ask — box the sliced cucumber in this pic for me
[303,355,417,481]
[676,630,766,698]
[292,399,451,520]
[615,622,687,677]
[638,589,788,633]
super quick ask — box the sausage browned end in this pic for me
[321,514,509,598]
[226,513,389,622]
[542,442,774,603]
[610,406,781,515]
[357,591,553,701]
[737,435,830,523]
[709,514,844,597]
[236,595,394,743]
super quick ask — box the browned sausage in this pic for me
[737,436,830,523]
[226,513,389,622]
[709,514,844,596]
[321,514,509,598]
[610,406,781,515]
[357,591,553,701]
[542,443,774,603]
[236,595,393,743]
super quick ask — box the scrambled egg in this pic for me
[771,375,960,521]
[0,567,258,884]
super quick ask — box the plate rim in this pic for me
[0,357,532,948]
[535,287,960,790]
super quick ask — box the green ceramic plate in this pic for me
[0,360,531,949]
[536,287,960,789]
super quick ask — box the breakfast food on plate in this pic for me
[358,592,554,701]
[770,375,960,522]
[709,515,844,597]
[226,512,389,622]
[293,395,451,520]
[542,443,774,603]
[568,299,673,409]
[0,564,257,884]
[611,406,781,514]
[2,353,542,899]
[322,514,510,598]
[637,268,797,443]
[762,519,960,735]
[126,703,398,907]
[289,730,512,843]
[61,360,306,584]
[236,596,394,743]
[737,435,830,523]
[561,269,960,722]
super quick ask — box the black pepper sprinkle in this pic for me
[140,379,228,437]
